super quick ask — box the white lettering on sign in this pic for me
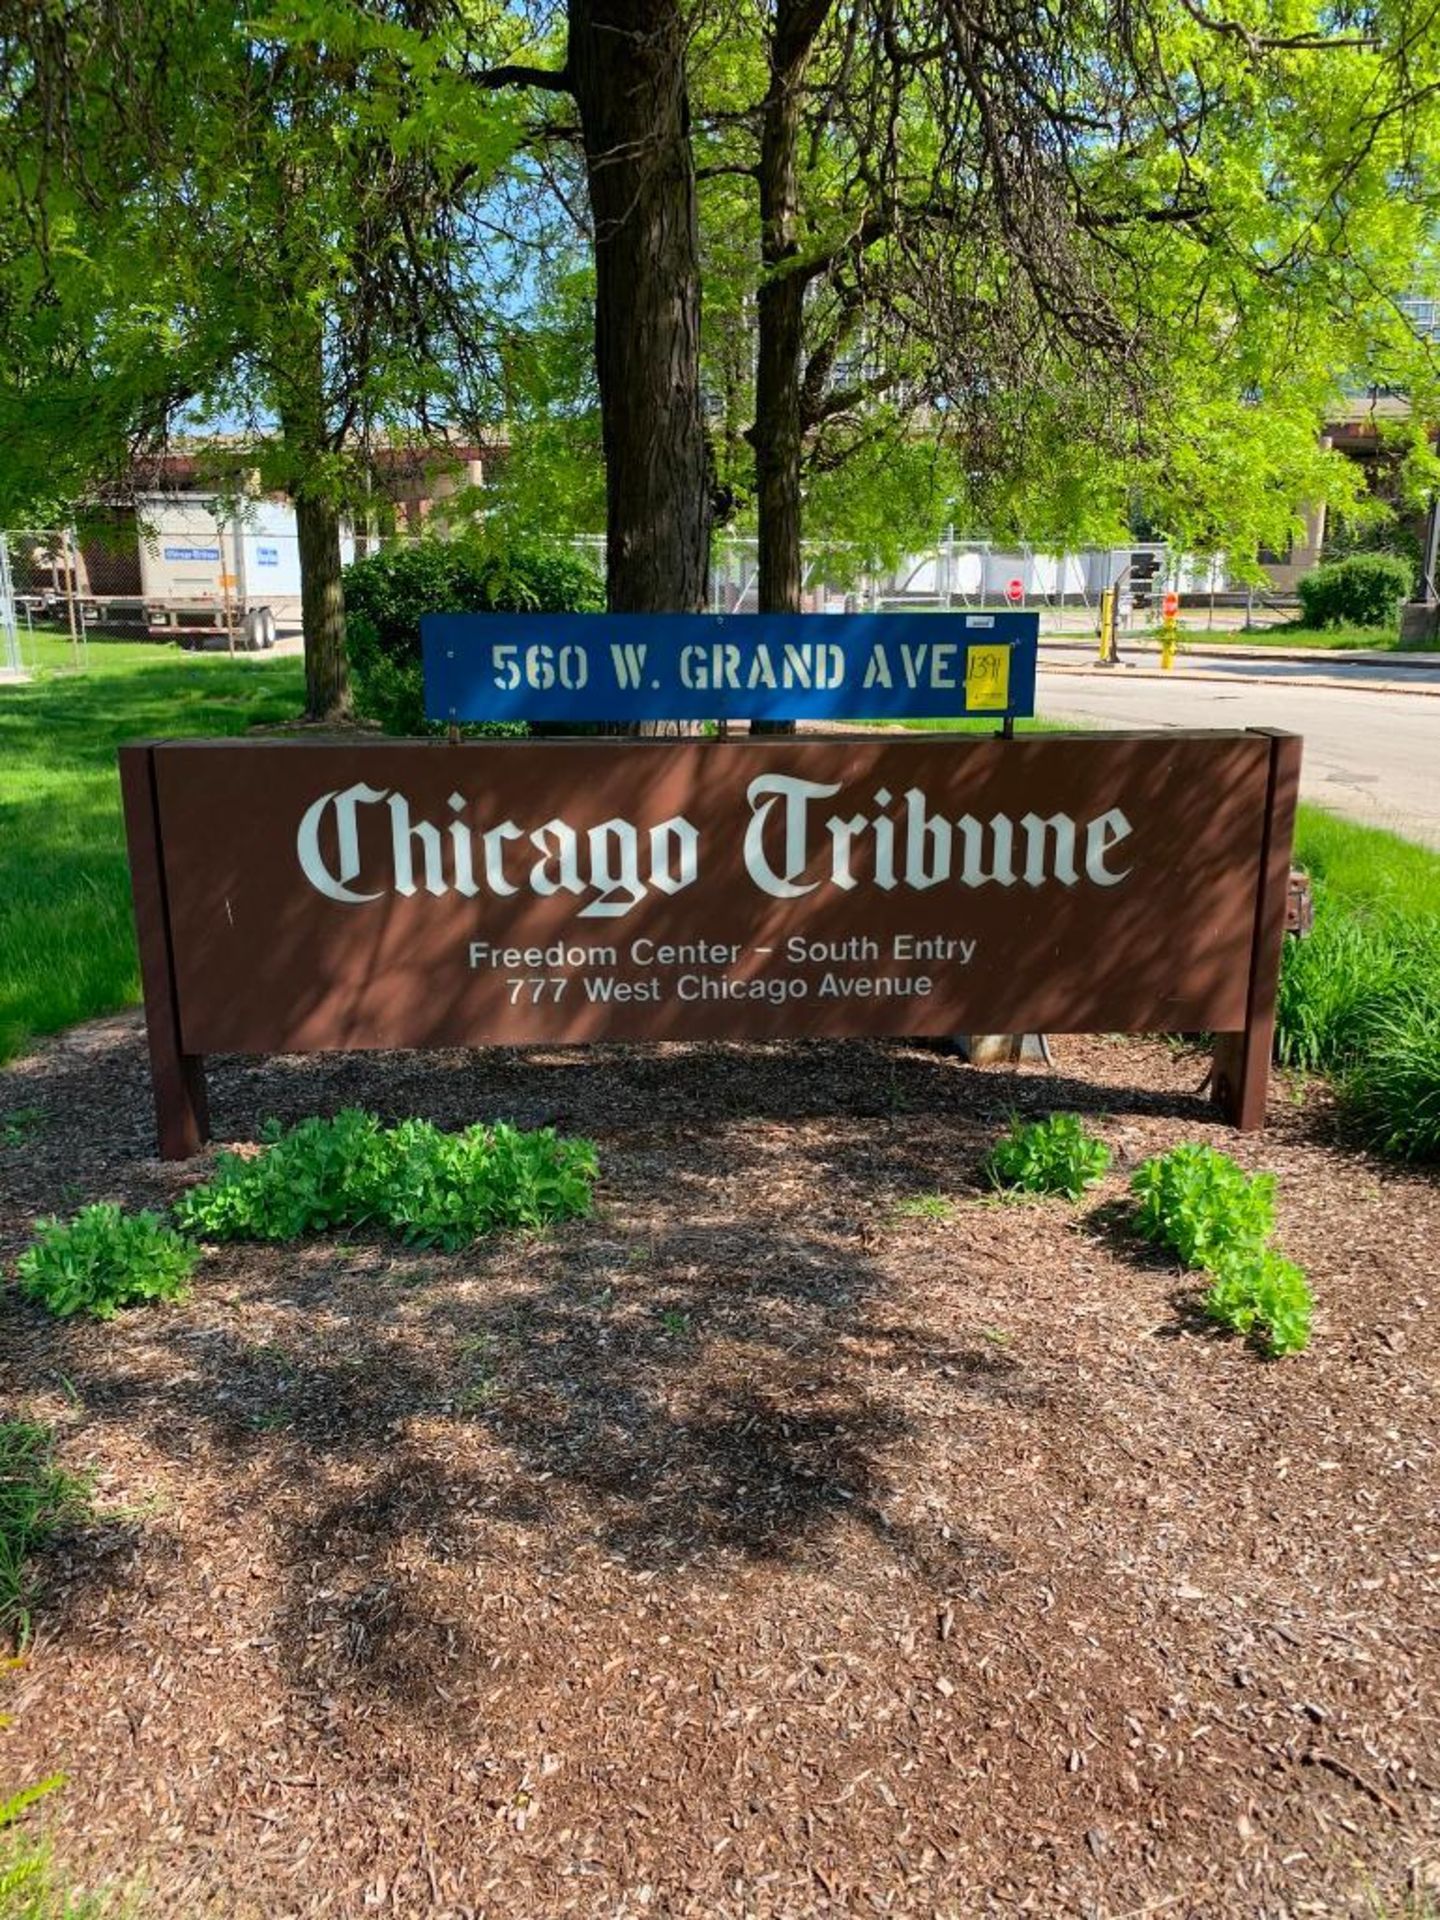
[678,641,846,692]
[741,776,1132,898]
[298,782,698,920]
[295,780,1132,917]
[297,786,387,903]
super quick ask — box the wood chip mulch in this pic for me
[1,1020,1437,1919]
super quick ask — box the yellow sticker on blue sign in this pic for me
[965,644,1010,711]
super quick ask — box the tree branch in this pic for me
[802,370,898,431]
[1176,0,1377,54]
[470,62,572,93]
[1079,199,1213,230]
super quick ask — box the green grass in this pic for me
[0,1421,93,1646]
[0,1779,121,1919]
[1291,806,1440,916]
[18,630,165,673]
[1114,622,1414,650]
[1283,807,1440,1160]
[1194,621,1411,650]
[889,1192,955,1221]
[0,638,302,1064]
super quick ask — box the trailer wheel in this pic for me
[243,606,277,651]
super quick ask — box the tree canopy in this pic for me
[0,0,522,710]
[3,0,1440,657]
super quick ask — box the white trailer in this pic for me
[133,494,353,646]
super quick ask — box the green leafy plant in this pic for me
[342,533,604,734]
[985,1112,1111,1200]
[175,1109,599,1250]
[1131,1145,1311,1356]
[1130,1144,1274,1269]
[14,1206,198,1321]
[1276,887,1440,1079]
[1202,1248,1314,1356]
[0,1422,93,1643]
[1296,552,1413,630]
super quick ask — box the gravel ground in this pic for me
[1,1017,1437,1919]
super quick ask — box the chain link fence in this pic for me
[0,506,1287,678]
[577,532,1276,628]
[0,536,21,676]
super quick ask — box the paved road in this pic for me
[1037,664,1440,848]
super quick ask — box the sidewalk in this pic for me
[1043,633,1440,669]
[1040,635,1440,696]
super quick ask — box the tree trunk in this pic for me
[568,0,712,615]
[294,488,350,722]
[751,1,831,732]
[279,311,351,723]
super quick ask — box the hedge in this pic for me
[1295,552,1413,630]
[343,536,604,733]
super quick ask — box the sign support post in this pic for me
[1210,730,1302,1130]
[118,745,209,1160]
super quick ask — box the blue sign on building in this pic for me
[421,612,1038,726]
[162,545,222,563]
[255,544,280,567]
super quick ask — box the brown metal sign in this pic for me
[119,732,1301,1157]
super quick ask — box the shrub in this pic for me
[1296,552,1413,630]
[985,1112,1111,1199]
[1130,1144,1274,1270]
[175,1109,599,1250]
[15,1205,198,1321]
[343,534,604,733]
[1202,1248,1313,1356]
[0,1421,92,1642]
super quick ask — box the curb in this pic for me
[1041,638,1440,670]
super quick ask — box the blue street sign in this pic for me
[421,611,1038,725]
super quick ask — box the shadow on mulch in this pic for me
[20,1196,1023,1711]
[1079,1195,1207,1331]
[1,1031,1347,1716]
[205,1038,1228,1143]
[1077,1199,1267,1352]
[1080,1195,1156,1257]
[1156,1283,1237,1346]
